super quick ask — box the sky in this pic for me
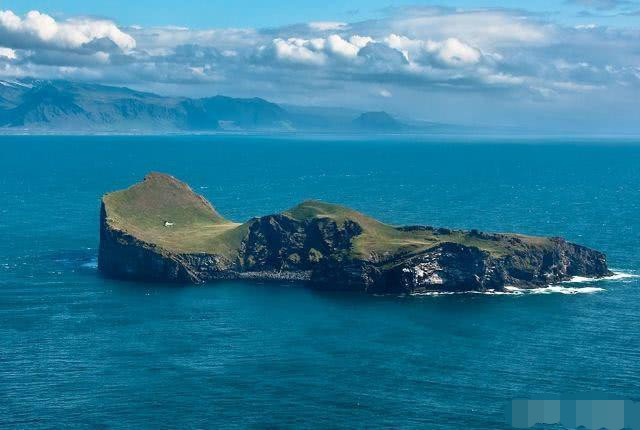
[0,0,639,132]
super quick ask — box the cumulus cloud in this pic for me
[326,34,360,58]
[432,38,482,66]
[385,34,483,67]
[0,10,135,51]
[257,34,377,65]
[267,38,327,65]
[357,42,408,67]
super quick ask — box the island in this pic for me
[98,173,612,293]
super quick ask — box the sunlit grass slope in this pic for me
[104,174,554,262]
[102,173,247,257]
[284,200,549,260]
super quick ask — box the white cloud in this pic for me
[382,8,550,49]
[385,34,483,68]
[0,47,16,59]
[263,35,365,64]
[431,38,481,67]
[575,24,598,30]
[0,10,135,51]
[308,21,347,31]
[263,32,483,71]
[349,35,374,49]
[93,51,110,63]
[0,5,638,131]
[482,72,525,86]
[326,34,359,58]
[270,38,327,65]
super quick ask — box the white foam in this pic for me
[503,285,605,295]
[527,285,605,295]
[563,271,638,284]
[412,288,520,296]
[608,271,638,280]
[410,270,639,297]
[81,258,98,269]
[412,284,605,297]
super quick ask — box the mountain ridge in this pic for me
[0,78,436,133]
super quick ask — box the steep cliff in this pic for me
[99,173,612,292]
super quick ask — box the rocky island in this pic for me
[99,173,612,293]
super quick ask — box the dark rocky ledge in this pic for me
[98,173,612,293]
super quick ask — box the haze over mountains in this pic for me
[0,79,454,134]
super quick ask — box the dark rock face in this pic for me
[239,215,361,272]
[381,239,610,294]
[99,200,612,293]
[98,203,215,283]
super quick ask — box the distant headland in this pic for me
[98,173,612,293]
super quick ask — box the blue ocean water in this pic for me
[0,135,639,429]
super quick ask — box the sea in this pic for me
[1,135,639,429]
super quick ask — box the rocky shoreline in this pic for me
[99,173,612,293]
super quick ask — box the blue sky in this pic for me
[2,0,638,28]
[0,1,639,132]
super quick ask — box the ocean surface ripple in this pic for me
[1,136,639,429]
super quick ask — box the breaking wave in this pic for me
[503,285,605,295]
[412,285,605,296]
[412,270,638,297]
[563,270,638,284]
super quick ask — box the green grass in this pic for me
[284,200,545,261]
[104,175,553,262]
[103,173,247,258]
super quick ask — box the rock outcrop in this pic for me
[99,173,612,293]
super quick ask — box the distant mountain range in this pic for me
[0,79,465,134]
